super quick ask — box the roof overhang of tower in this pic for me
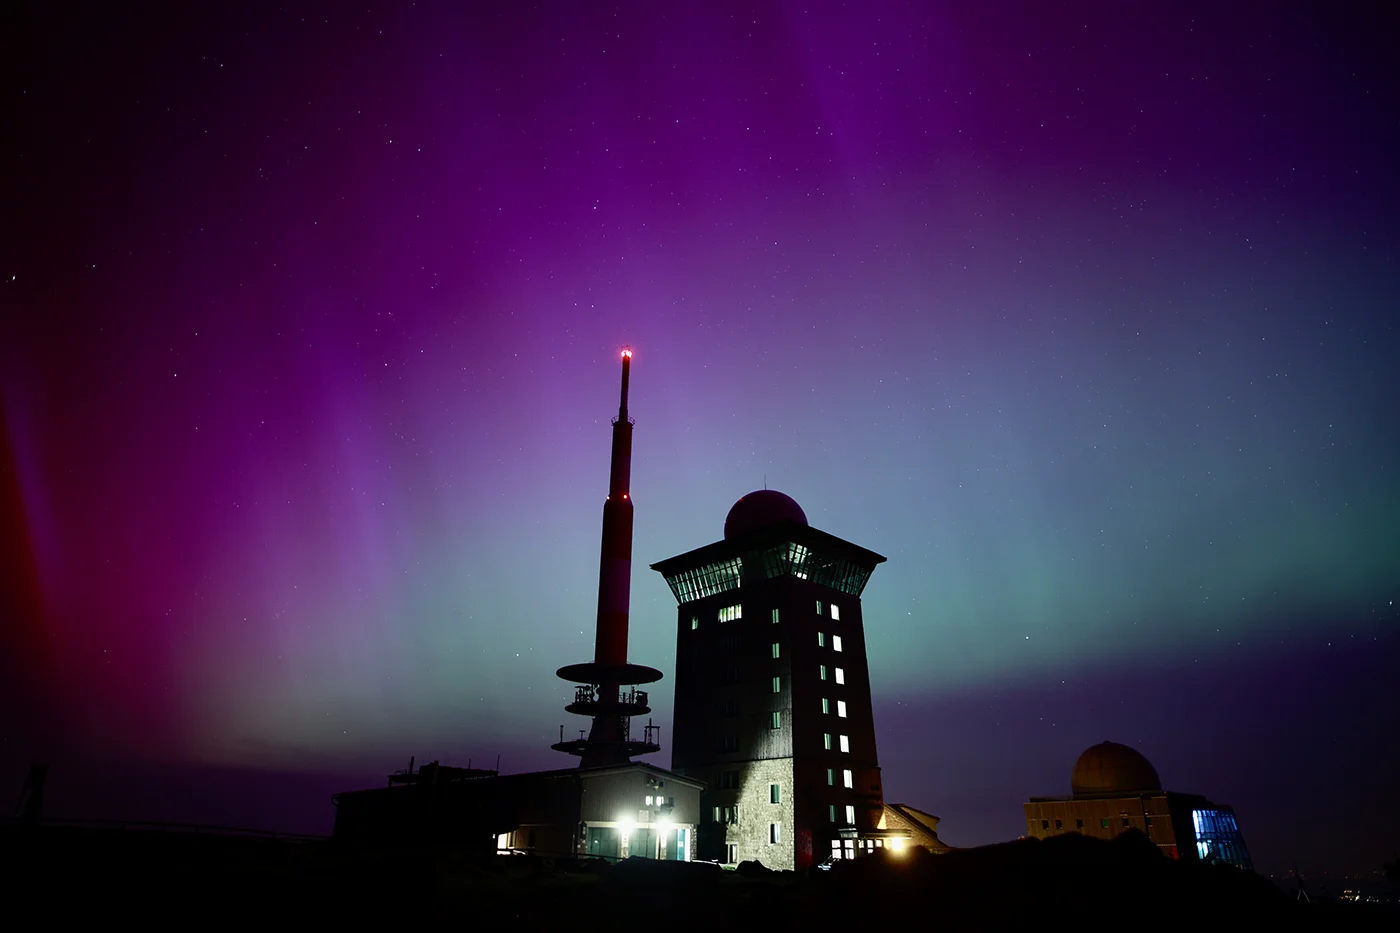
[649,519,886,604]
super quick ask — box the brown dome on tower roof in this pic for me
[724,490,808,540]
[1071,741,1162,796]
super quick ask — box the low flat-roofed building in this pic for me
[1024,741,1252,870]
[333,759,702,860]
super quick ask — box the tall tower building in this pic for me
[651,490,892,870]
[553,348,663,767]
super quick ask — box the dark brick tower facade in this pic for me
[651,491,890,869]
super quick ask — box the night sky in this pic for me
[4,2,1398,878]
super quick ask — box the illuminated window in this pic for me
[1191,808,1253,871]
[826,768,834,786]
[839,735,850,753]
[718,604,742,622]
[771,676,781,694]
[770,711,781,729]
[691,617,699,630]
[830,604,841,621]
[833,635,843,652]
[842,769,853,789]
[823,733,832,750]
[711,806,721,823]
[837,700,847,718]
[844,805,855,825]
[771,642,780,659]
[724,806,739,824]
[820,664,827,680]
[817,632,825,647]
[645,795,654,806]
[835,668,845,685]
[816,600,824,615]
[769,823,781,844]
[725,844,737,864]
[821,698,830,714]
[771,608,779,624]
[770,784,781,804]
[828,804,837,822]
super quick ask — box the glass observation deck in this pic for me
[660,541,876,603]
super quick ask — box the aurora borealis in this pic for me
[4,2,1397,875]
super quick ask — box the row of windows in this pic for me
[825,768,854,788]
[825,733,851,753]
[1041,816,1139,831]
[829,804,857,825]
[816,632,843,651]
[819,698,848,717]
[690,601,843,630]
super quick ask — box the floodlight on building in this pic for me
[618,818,636,838]
[889,837,906,854]
[658,818,675,835]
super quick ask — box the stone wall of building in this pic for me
[723,757,795,870]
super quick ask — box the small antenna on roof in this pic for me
[764,474,767,490]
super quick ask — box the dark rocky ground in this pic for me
[4,825,1395,929]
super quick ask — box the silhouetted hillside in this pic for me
[4,825,1394,928]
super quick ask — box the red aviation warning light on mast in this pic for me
[553,348,661,767]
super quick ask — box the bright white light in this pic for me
[889,838,906,853]
[658,818,675,835]
[618,818,636,837]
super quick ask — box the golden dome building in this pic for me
[1024,741,1253,870]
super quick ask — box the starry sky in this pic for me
[4,1,1398,877]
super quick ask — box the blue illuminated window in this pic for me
[1192,809,1253,871]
